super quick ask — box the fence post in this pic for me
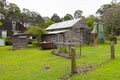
[111,42,115,59]
[71,47,77,74]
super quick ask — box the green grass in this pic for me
[0,44,120,80]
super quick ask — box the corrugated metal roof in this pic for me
[45,18,81,30]
[47,30,68,34]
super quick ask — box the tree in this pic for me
[0,0,45,25]
[21,8,44,26]
[96,3,115,15]
[5,3,21,21]
[43,16,50,22]
[101,3,120,59]
[63,14,73,21]
[102,5,120,37]
[51,13,62,23]
[21,8,32,23]
[97,2,120,36]
[84,15,99,30]
[74,10,83,19]
[0,0,8,22]
[40,20,55,29]
[26,26,46,46]
[30,11,44,26]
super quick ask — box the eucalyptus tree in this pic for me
[63,14,73,21]
[31,11,44,26]
[74,10,83,19]
[5,3,21,21]
[21,8,44,26]
[96,3,115,15]
[102,4,120,37]
[99,3,120,59]
[51,13,62,23]
[0,0,8,22]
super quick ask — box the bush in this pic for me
[32,41,38,46]
[5,37,12,45]
[98,38,104,44]
[58,46,69,54]
[108,35,117,44]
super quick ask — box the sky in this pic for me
[7,0,112,18]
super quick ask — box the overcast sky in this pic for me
[7,0,112,17]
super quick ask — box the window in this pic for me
[2,30,7,38]
[12,21,16,30]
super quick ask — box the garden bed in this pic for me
[52,51,80,59]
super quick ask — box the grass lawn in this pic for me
[0,44,120,80]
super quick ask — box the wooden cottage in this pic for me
[0,21,26,38]
[42,18,90,46]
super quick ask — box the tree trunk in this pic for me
[37,37,41,46]
[71,47,77,74]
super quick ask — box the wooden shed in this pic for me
[42,18,91,47]
[0,21,26,38]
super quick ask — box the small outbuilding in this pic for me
[12,34,28,50]
[42,18,91,47]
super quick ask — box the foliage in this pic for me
[96,3,115,15]
[21,8,44,26]
[51,13,62,23]
[84,15,99,30]
[0,21,2,26]
[0,0,44,25]
[0,1,21,22]
[4,36,12,45]
[0,0,7,21]
[6,3,21,21]
[43,16,50,22]
[25,26,46,45]
[1,44,120,80]
[108,35,117,43]
[102,4,120,38]
[58,46,69,54]
[32,41,38,46]
[63,14,73,21]
[39,20,55,29]
[74,10,83,19]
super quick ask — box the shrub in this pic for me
[108,35,117,44]
[32,41,38,46]
[58,46,69,54]
[5,37,12,45]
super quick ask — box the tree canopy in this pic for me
[74,10,83,19]
[40,20,55,29]
[102,4,120,37]
[96,4,115,15]
[26,26,46,45]
[63,14,73,21]
[84,15,99,30]
[0,0,44,26]
[51,13,62,23]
